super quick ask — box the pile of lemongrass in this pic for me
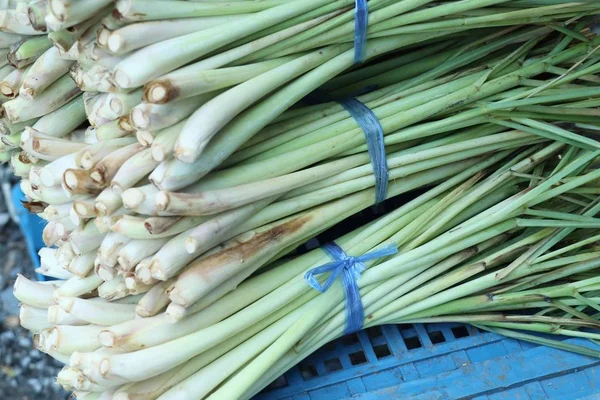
[1,0,600,399]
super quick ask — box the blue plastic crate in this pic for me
[258,323,600,400]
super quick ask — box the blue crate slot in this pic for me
[257,323,600,400]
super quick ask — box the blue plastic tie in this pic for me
[354,0,369,63]
[305,242,398,334]
[338,97,388,204]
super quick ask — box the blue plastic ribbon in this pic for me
[338,97,388,204]
[305,242,398,334]
[354,0,369,63]
[301,91,389,204]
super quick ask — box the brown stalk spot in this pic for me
[195,214,314,275]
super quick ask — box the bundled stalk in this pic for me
[3,2,600,398]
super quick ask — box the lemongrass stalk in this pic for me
[192,10,347,80]
[3,74,80,122]
[113,156,512,351]
[48,0,112,29]
[111,149,157,193]
[33,182,83,205]
[168,192,370,307]
[106,88,142,119]
[162,303,311,400]
[96,261,117,282]
[67,349,130,390]
[135,278,174,318]
[26,0,48,31]
[117,238,169,273]
[130,91,218,132]
[171,38,581,189]
[111,0,350,88]
[174,45,349,163]
[38,249,74,279]
[13,274,62,308]
[31,95,85,138]
[44,325,104,356]
[258,0,519,61]
[58,297,136,326]
[134,130,153,147]
[0,64,15,83]
[146,55,296,104]
[83,124,99,143]
[54,274,104,299]
[151,198,274,281]
[40,152,78,187]
[99,232,133,268]
[42,220,60,246]
[66,252,96,278]
[72,199,95,220]
[132,257,155,286]
[1,131,20,148]
[20,46,73,99]
[63,168,104,195]
[49,10,108,51]
[98,276,129,301]
[21,127,85,161]
[96,207,130,234]
[0,30,23,47]
[90,143,144,186]
[70,219,106,255]
[110,299,300,399]
[55,215,79,238]
[0,116,36,136]
[47,305,87,326]
[97,287,316,382]
[0,10,39,34]
[95,187,123,218]
[8,36,51,68]
[122,184,163,216]
[75,137,138,170]
[150,120,185,162]
[96,120,131,141]
[103,196,442,349]
[0,64,29,98]
[111,214,210,240]
[117,0,294,21]
[108,15,250,55]
[149,32,456,190]
[19,305,52,333]
[10,151,37,177]
[159,152,367,214]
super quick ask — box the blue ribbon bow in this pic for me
[354,0,369,63]
[305,242,398,334]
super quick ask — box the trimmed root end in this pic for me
[63,170,79,192]
[109,97,124,116]
[130,108,149,130]
[167,289,188,308]
[107,33,124,54]
[122,188,144,209]
[155,191,169,211]
[136,130,154,146]
[98,330,116,347]
[150,145,165,162]
[57,296,74,313]
[112,69,131,90]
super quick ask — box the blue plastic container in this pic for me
[258,323,600,400]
